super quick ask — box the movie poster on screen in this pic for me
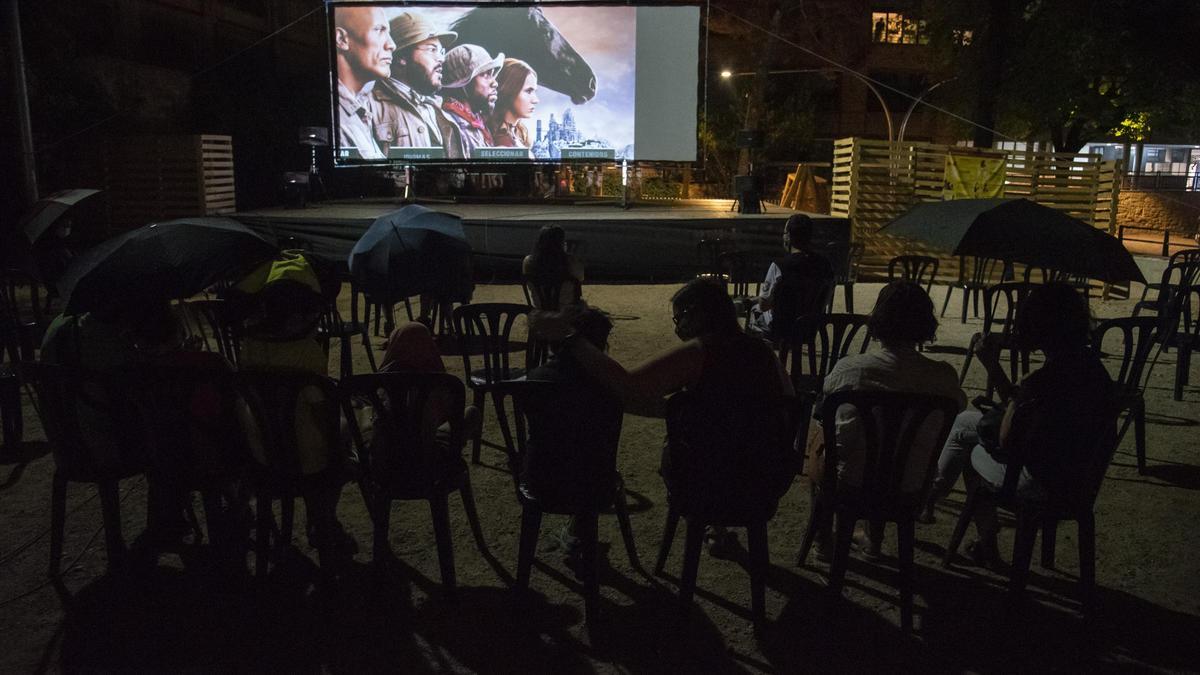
[332,4,636,163]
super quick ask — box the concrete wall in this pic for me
[1117,191,1200,235]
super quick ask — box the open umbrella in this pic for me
[880,198,1145,284]
[20,189,103,243]
[348,205,473,303]
[59,217,278,313]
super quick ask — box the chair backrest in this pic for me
[19,362,150,479]
[1091,316,1159,394]
[342,372,466,487]
[1,268,45,328]
[818,390,958,509]
[452,303,530,385]
[234,369,343,478]
[718,250,759,298]
[664,391,802,520]
[1163,284,1200,346]
[780,313,871,392]
[491,379,624,509]
[769,273,834,341]
[887,255,939,294]
[981,281,1035,336]
[961,256,1004,287]
[182,299,242,366]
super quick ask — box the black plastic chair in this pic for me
[522,275,579,367]
[21,363,150,578]
[959,282,1035,395]
[779,312,872,451]
[319,273,377,379]
[797,390,958,631]
[825,242,864,314]
[887,255,939,295]
[491,380,639,622]
[696,237,736,280]
[1091,316,1158,473]
[234,369,348,578]
[1132,249,1200,319]
[452,303,530,464]
[1162,285,1200,401]
[941,256,1005,323]
[1022,266,1092,303]
[182,299,242,367]
[655,392,801,629]
[1,268,45,362]
[943,395,1120,613]
[342,372,485,593]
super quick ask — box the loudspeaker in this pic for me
[735,129,764,149]
[733,174,761,193]
[738,190,762,214]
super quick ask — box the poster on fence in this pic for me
[943,153,1006,199]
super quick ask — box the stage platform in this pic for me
[236,198,833,280]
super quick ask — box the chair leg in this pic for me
[255,490,272,578]
[280,496,295,552]
[372,498,392,560]
[1008,513,1039,601]
[679,518,705,606]
[747,521,769,626]
[459,475,488,554]
[654,508,680,575]
[49,472,67,579]
[827,510,855,593]
[943,484,979,567]
[516,506,542,590]
[98,480,126,573]
[429,493,457,594]
[844,283,854,314]
[897,519,916,632]
[1078,512,1097,612]
[613,486,641,570]
[940,285,954,318]
[1041,518,1058,569]
[576,513,600,622]
[1174,345,1189,401]
[491,390,515,457]
[1134,404,1147,474]
[796,486,828,566]
[471,389,485,464]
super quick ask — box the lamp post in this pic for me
[897,77,955,145]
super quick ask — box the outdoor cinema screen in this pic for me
[329,2,701,165]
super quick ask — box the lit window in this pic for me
[872,11,930,44]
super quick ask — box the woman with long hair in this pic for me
[522,225,585,309]
[489,58,539,152]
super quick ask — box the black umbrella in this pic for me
[880,198,1145,284]
[20,189,103,243]
[348,205,473,303]
[59,217,278,313]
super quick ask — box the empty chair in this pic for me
[1162,285,1200,401]
[1132,248,1200,319]
[887,255,939,295]
[797,390,958,631]
[1091,316,1158,472]
[825,242,864,314]
[319,272,378,379]
[959,281,1035,394]
[342,372,485,593]
[655,391,800,628]
[21,363,149,578]
[452,303,531,463]
[941,256,1005,323]
[235,369,348,577]
[492,380,638,622]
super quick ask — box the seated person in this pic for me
[809,281,967,556]
[534,278,794,556]
[748,214,834,338]
[924,282,1114,564]
[523,224,585,310]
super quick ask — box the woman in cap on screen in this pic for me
[489,58,539,154]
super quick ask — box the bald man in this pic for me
[334,6,394,160]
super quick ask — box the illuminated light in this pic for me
[720,70,732,78]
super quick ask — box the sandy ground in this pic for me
[1,281,1198,673]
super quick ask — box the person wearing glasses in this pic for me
[373,12,464,157]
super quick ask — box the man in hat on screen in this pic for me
[333,6,394,159]
[440,44,504,157]
[373,12,463,157]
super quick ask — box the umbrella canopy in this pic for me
[348,205,473,303]
[20,189,103,243]
[59,217,278,313]
[880,198,1145,284]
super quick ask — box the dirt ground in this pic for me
[1,281,1198,673]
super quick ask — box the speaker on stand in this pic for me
[299,126,329,203]
[732,129,764,214]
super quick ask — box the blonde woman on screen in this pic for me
[489,58,538,153]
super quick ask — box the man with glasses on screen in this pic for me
[373,12,463,158]
[333,6,394,160]
[439,44,504,157]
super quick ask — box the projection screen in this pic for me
[328,2,701,165]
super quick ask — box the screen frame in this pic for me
[326,0,706,168]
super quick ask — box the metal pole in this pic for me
[898,78,955,144]
[6,0,38,208]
